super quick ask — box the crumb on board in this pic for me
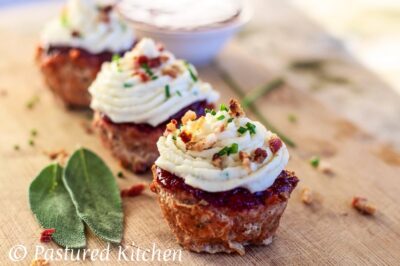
[31,258,49,266]
[352,197,376,215]
[301,188,313,205]
[26,95,40,109]
[318,161,334,175]
[80,121,94,135]
[117,171,124,178]
[121,184,146,198]
[43,149,69,164]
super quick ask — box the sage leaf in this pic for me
[63,148,123,244]
[29,164,86,248]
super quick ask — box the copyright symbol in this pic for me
[9,245,27,261]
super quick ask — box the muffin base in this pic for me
[151,166,299,255]
[36,46,127,108]
[93,101,213,173]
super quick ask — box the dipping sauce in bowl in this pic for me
[118,0,251,65]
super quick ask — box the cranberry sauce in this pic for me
[101,100,213,132]
[155,166,299,211]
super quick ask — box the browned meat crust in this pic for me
[150,166,299,255]
[93,101,213,173]
[35,45,127,108]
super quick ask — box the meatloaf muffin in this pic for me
[36,0,135,108]
[90,38,219,173]
[151,99,299,254]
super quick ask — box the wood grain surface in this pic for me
[0,2,400,265]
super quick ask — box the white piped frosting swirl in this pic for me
[89,38,219,126]
[155,100,289,193]
[40,0,134,54]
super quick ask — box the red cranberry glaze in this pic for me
[101,100,213,132]
[155,166,299,211]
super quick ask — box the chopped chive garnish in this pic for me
[31,129,38,137]
[217,115,225,121]
[172,136,177,141]
[227,118,234,123]
[117,171,124,178]
[123,83,133,88]
[185,61,198,82]
[237,127,247,134]
[217,143,239,157]
[288,114,297,123]
[219,104,229,112]
[112,54,120,62]
[246,122,256,135]
[211,110,216,116]
[228,143,238,155]
[205,108,211,114]
[141,63,157,80]
[165,85,171,98]
[310,156,320,168]
[176,90,182,97]
[60,11,68,27]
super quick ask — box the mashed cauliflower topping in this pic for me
[89,38,219,126]
[40,0,134,54]
[155,99,289,193]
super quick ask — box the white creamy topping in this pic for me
[89,38,219,126]
[40,0,134,54]
[119,0,242,30]
[155,107,290,193]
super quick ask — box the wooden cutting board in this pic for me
[0,2,400,265]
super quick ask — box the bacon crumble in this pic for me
[181,110,197,125]
[301,188,313,205]
[352,197,376,215]
[268,137,282,153]
[212,153,223,168]
[239,151,251,170]
[164,119,177,136]
[121,184,146,198]
[252,148,267,163]
[179,131,192,143]
[229,99,245,117]
[161,64,181,78]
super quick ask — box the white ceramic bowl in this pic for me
[118,4,252,66]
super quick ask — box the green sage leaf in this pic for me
[29,164,86,248]
[63,148,123,244]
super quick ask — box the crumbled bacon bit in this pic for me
[179,131,192,143]
[71,30,81,38]
[161,65,181,78]
[319,161,334,176]
[160,55,169,63]
[157,43,165,52]
[148,57,161,68]
[239,151,251,170]
[136,55,148,66]
[80,121,94,135]
[352,197,376,215]
[31,258,49,266]
[40,228,56,243]
[69,48,80,59]
[181,110,197,125]
[212,154,223,168]
[252,148,267,163]
[301,188,313,205]
[44,149,69,165]
[229,99,245,117]
[187,134,217,151]
[268,137,282,153]
[164,119,177,136]
[136,72,150,82]
[121,184,146,198]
